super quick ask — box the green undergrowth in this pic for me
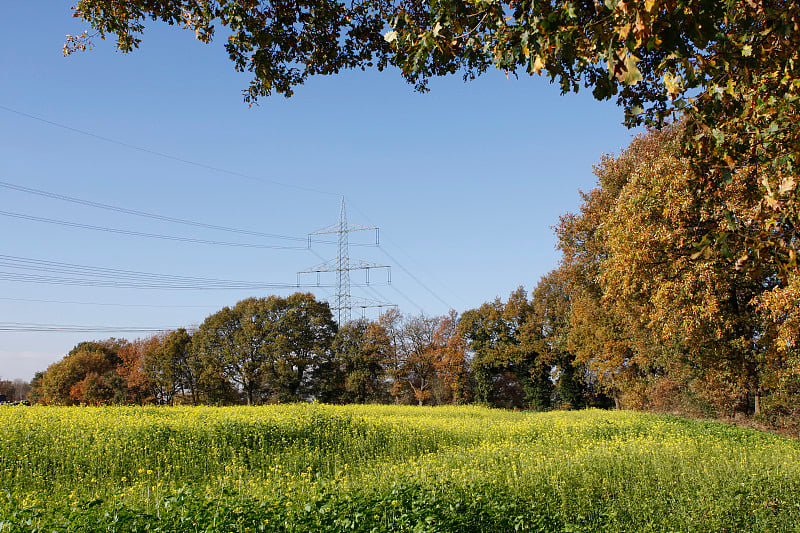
[1,405,799,532]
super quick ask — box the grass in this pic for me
[1,404,799,532]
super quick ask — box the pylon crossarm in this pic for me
[298,258,339,273]
[352,297,397,308]
[297,197,393,325]
[299,261,389,273]
[332,297,396,310]
[309,224,377,236]
[348,260,390,270]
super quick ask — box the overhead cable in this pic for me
[0,254,314,290]
[349,203,462,308]
[0,105,338,196]
[0,322,178,333]
[387,284,426,314]
[0,209,307,250]
[0,254,386,291]
[0,180,374,247]
[378,246,453,309]
[0,179,307,242]
[0,271,297,290]
[0,296,219,309]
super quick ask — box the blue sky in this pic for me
[0,3,638,381]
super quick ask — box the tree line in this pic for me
[19,124,800,432]
[27,124,800,431]
[0,379,31,403]
[27,290,609,410]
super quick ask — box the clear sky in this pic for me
[0,3,639,381]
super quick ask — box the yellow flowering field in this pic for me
[0,405,798,531]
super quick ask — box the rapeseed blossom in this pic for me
[0,405,798,531]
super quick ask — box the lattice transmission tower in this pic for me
[298,198,395,325]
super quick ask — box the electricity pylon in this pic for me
[298,198,394,325]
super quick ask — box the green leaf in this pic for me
[621,54,643,85]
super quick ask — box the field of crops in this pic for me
[0,405,799,532]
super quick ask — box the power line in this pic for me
[0,209,308,250]
[0,179,307,242]
[0,322,178,333]
[0,272,286,290]
[0,180,374,247]
[377,246,453,310]
[359,284,401,317]
[0,255,386,291]
[0,296,219,309]
[387,284,425,314]
[349,203,462,309]
[0,272,383,290]
[0,105,338,197]
[361,283,389,303]
[0,108,442,325]
[0,254,315,290]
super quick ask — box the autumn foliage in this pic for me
[25,130,800,430]
[549,125,800,428]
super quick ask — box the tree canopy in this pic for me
[550,124,800,419]
[192,293,338,404]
